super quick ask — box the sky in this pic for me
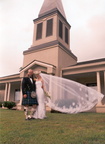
[0,0,105,77]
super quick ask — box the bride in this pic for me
[33,71,104,118]
[33,71,47,119]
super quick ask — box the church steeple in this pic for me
[39,0,66,19]
[30,0,70,50]
[23,0,77,76]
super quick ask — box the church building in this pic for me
[0,0,105,112]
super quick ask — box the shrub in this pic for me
[0,102,3,107]
[3,101,16,109]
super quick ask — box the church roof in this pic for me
[74,58,105,66]
[38,0,66,19]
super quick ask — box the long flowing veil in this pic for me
[41,73,104,113]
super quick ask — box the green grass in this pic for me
[0,109,105,144]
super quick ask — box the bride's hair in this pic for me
[34,71,41,75]
[33,73,37,79]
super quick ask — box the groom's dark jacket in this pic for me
[22,77,36,95]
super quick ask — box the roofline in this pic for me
[73,58,105,67]
[20,59,56,72]
[0,73,20,83]
[62,58,105,71]
[33,9,70,28]
[0,73,20,79]
[23,40,77,60]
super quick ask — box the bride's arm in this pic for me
[42,79,51,99]
[41,79,45,91]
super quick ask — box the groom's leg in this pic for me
[24,105,29,120]
[30,105,37,118]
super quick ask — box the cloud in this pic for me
[0,0,105,76]
[71,14,105,61]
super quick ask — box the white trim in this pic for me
[97,72,101,93]
[20,60,54,73]
[35,61,53,68]
[62,61,105,71]
[96,72,102,106]
[4,83,8,101]
[19,79,23,105]
[7,83,11,101]
[104,71,105,95]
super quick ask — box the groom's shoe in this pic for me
[30,117,36,120]
[25,117,31,120]
[25,115,31,120]
[25,118,30,120]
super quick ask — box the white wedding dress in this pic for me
[33,73,104,115]
[33,81,46,119]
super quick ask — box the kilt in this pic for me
[22,91,38,106]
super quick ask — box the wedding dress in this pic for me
[33,81,46,119]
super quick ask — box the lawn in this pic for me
[0,109,105,144]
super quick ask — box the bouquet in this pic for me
[44,91,51,98]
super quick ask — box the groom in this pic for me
[22,69,38,120]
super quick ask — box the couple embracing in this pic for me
[22,69,47,120]
[22,69,104,118]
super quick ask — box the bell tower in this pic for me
[22,0,77,76]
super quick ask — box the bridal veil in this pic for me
[41,73,104,113]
